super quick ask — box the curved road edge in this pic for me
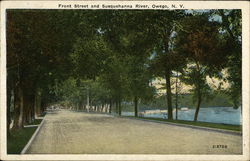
[21,115,47,154]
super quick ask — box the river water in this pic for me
[122,107,242,125]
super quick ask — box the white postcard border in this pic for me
[0,1,249,160]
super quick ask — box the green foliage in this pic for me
[173,12,234,121]
[180,65,213,103]
[71,35,111,79]
[217,10,242,108]
[8,127,37,154]
[7,9,242,127]
[56,77,115,108]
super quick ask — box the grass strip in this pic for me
[8,118,44,154]
[7,127,37,154]
[124,116,242,132]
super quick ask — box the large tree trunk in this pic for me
[41,101,46,114]
[101,104,104,112]
[26,105,32,124]
[17,86,24,128]
[165,70,173,120]
[163,30,173,120]
[7,87,12,136]
[194,94,202,122]
[34,89,42,118]
[194,62,202,122]
[90,100,93,112]
[115,100,118,114]
[29,94,35,123]
[13,88,20,129]
[31,101,35,122]
[118,99,121,116]
[86,89,89,112]
[134,96,138,117]
[105,100,108,112]
[23,93,33,125]
[109,99,112,114]
[175,72,178,120]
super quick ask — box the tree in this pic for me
[103,11,157,117]
[7,10,78,129]
[146,10,185,120]
[176,13,228,121]
[216,10,242,108]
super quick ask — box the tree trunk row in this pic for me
[7,84,45,131]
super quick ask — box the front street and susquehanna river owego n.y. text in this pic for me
[58,4,185,9]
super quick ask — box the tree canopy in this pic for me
[6,9,242,134]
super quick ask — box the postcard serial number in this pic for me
[213,145,228,148]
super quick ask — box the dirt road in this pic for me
[26,109,242,154]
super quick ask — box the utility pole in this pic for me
[175,72,178,120]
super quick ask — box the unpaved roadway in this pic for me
[26,109,242,154]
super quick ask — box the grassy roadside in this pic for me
[7,118,44,154]
[7,127,37,154]
[124,116,242,132]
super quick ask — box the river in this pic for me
[122,107,242,125]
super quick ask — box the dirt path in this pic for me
[26,109,242,154]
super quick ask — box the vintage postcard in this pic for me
[0,0,249,161]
